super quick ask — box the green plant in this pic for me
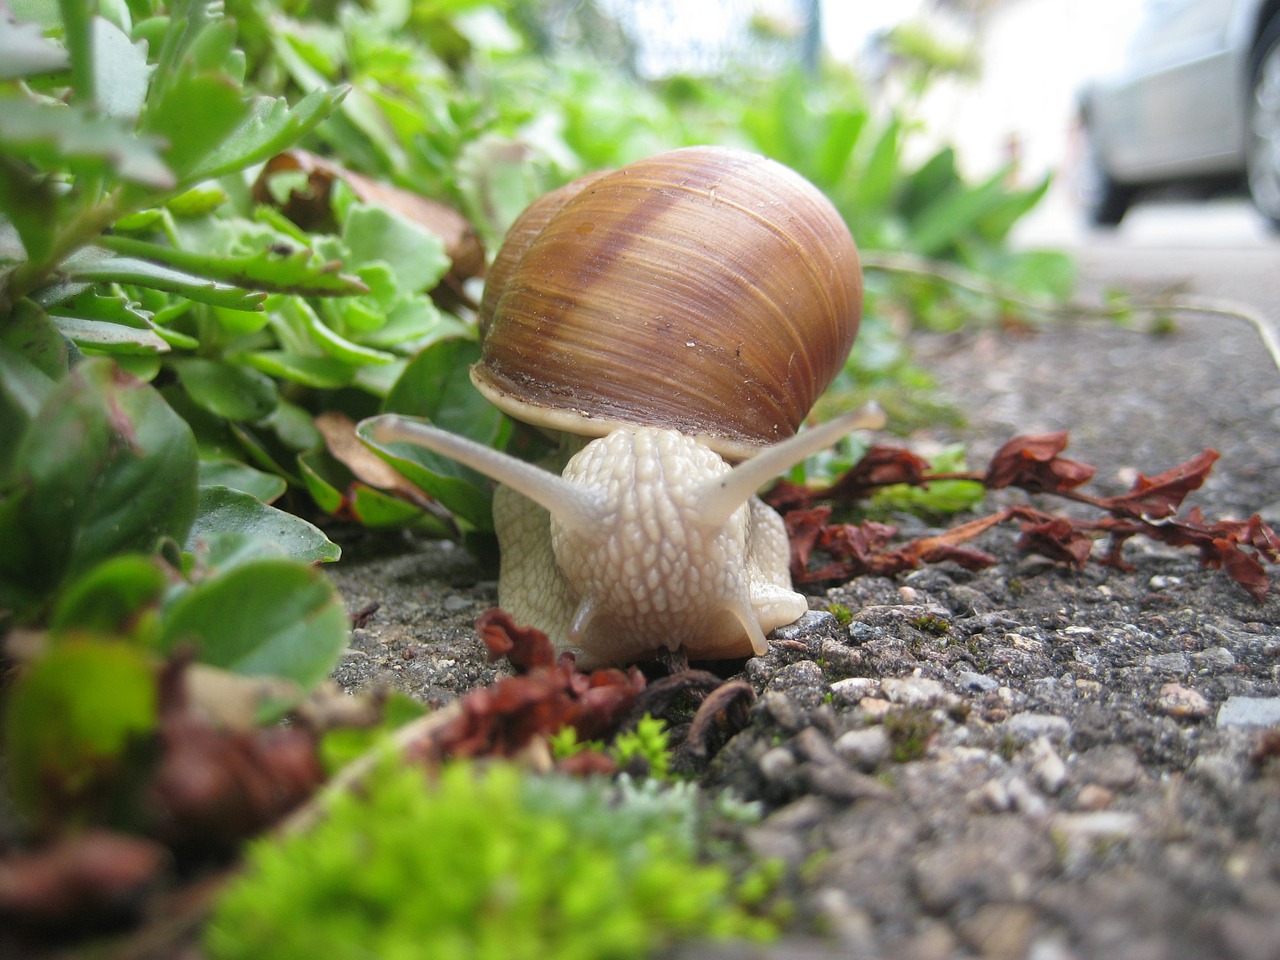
[549,714,675,781]
[206,760,777,960]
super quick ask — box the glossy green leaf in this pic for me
[0,306,61,471]
[160,558,348,693]
[186,485,340,565]
[383,338,503,446]
[4,640,158,820]
[187,531,289,574]
[199,459,288,503]
[0,358,198,618]
[299,449,448,531]
[50,554,168,640]
[356,419,493,531]
[239,350,356,388]
[174,357,279,421]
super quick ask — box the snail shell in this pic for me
[472,145,863,459]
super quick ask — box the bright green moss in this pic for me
[205,761,776,960]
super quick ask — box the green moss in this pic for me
[910,614,951,636]
[883,707,938,763]
[205,761,775,960]
[826,603,854,627]
[610,715,673,780]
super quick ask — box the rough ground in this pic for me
[328,242,1280,960]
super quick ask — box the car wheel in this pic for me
[1246,18,1280,229]
[1077,117,1133,227]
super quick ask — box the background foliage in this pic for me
[0,0,1065,951]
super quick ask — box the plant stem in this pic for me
[1,195,121,314]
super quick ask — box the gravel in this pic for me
[327,247,1280,960]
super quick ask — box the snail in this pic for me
[365,145,875,668]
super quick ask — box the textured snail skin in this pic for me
[365,408,881,668]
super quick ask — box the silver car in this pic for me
[1078,0,1280,228]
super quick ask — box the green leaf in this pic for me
[0,16,69,79]
[4,640,158,821]
[52,315,170,354]
[98,233,369,297]
[160,558,348,693]
[50,554,168,640]
[199,459,288,503]
[184,86,348,184]
[0,94,173,188]
[139,17,249,179]
[384,337,503,446]
[63,247,265,309]
[174,357,279,422]
[90,15,151,121]
[0,358,199,616]
[356,418,493,531]
[239,349,356,388]
[298,449,448,532]
[0,159,58,263]
[0,299,62,426]
[907,168,1018,259]
[186,485,340,565]
[341,201,451,295]
[52,287,153,327]
[850,117,902,217]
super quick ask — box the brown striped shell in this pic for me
[473,146,862,458]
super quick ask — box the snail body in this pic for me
[366,146,869,668]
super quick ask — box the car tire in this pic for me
[1246,17,1280,230]
[1078,117,1133,227]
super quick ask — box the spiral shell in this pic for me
[473,145,863,458]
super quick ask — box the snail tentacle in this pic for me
[694,404,886,527]
[366,415,607,536]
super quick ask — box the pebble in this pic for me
[766,660,828,712]
[1143,652,1190,674]
[829,677,880,705]
[1025,736,1068,795]
[802,762,894,803]
[758,745,797,783]
[834,726,891,770]
[772,610,836,641]
[860,697,894,720]
[956,670,1000,693]
[762,691,808,731]
[912,819,1052,912]
[957,902,1039,960]
[1156,682,1211,719]
[1003,712,1072,745]
[881,675,950,709]
[1071,745,1143,790]
[1006,775,1050,818]
[1192,646,1236,671]
[1217,696,1280,729]
[1074,784,1115,811]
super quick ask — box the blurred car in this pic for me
[1077,0,1280,228]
